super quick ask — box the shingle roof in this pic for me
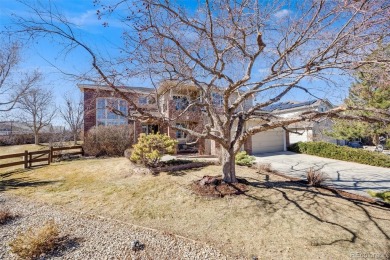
[78,84,154,94]
[262,100,318,112]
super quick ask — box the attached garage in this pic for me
[289,129,312,145]
[251,128,285,154]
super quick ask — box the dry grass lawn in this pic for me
[1,157,389,259]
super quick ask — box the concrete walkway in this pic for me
[255,152,390,197]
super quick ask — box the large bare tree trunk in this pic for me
[73,133,78,145]
[34,133,39,145]
[221,148,237,183]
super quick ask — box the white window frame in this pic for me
[212,92,223,106]
[96,98,128,126]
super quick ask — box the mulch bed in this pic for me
[191,176,250,198]
[151,160,214,174]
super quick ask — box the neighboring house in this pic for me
[0,121,32,136]
[79,83,336,155]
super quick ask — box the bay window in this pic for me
[96,98,128,126]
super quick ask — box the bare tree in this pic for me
[0,37,41,113]
[60,94,83,145]
[17,87,56,145]
[14,0,390,182]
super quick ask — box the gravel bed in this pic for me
[0,193,229,259]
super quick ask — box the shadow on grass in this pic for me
[242,173,390,246]
[0,171,58,192]
[167,171,187,177]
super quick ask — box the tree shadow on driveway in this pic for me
[241,172,390,248]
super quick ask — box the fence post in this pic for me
[29,153,32,168]
[81,146,84,156]
[24,150,28,169]
[49,146,53,164]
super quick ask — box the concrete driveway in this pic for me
[254,151,390,197]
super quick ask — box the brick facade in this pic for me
[82,86,206,154]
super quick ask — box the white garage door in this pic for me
[289,130,310,145]
[252,129,285,154]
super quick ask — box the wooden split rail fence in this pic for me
[0,146,84,169]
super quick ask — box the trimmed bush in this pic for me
[235,151,255,167]
[130,133,177,167]
[83,125,134,157]
[288,141,390,168]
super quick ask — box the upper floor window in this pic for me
[212,92,223,106]
[173,96,189,111]
[139,96,156,105]
[96,98,128,126]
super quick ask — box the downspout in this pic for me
[283,128,287,151]
[133,120,136,143]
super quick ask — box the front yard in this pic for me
[1,157,389,258]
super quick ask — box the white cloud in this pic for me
[273,9,291,19]
[66,9,127,30]
[67,10,98,27]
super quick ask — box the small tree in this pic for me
[328,45,390,144]
[130,133,177,167]
[17,87,56,145]
[60,94,83,145]
[0,37,41,114]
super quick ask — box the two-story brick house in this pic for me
[79,82,336,156]
[80,83,210,153]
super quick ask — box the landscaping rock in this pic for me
[0,193,228,259]
[130,240,144,251]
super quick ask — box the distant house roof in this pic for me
[0,121,31,132]
[78,84,154,94]
[261,99,320,112]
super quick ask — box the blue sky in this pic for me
[1,0,130,111]
[0,0,352,125]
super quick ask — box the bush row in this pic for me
[0,132,75,146]
[288,141,390,168]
